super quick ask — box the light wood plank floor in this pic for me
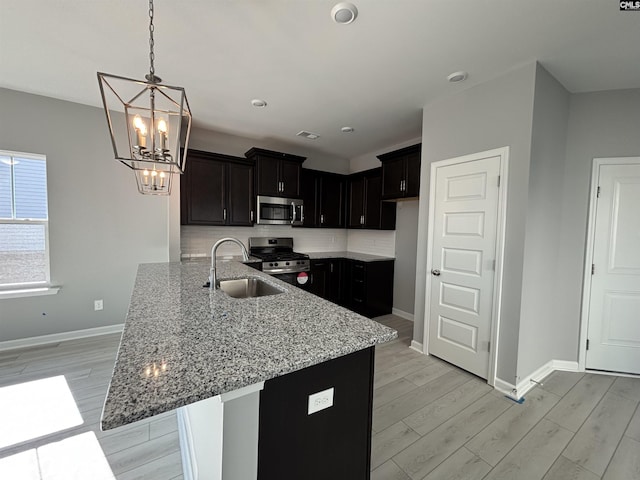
[1,316,638,479]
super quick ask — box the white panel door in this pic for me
[428,155,501,379]
[586,163,640,374]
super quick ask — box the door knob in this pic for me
[431,269,441,276]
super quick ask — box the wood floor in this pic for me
[0,315,638,479]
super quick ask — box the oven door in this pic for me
[271,272,311,290]
[257,196,304,226]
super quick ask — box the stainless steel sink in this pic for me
[218,278,284,299]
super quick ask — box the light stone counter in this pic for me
[304,251,395,262]
[101,259,396,431]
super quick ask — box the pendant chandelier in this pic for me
[97,0,192,195]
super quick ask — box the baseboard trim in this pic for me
[493,377,518,400]
[493,359,580,401]
[392,308,414,322]
[552,360,580,372]
[0,324,124,352]
[410,340,423,354]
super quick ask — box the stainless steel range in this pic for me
[249,237,311,288]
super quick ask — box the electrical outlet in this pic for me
[308,387,334,415]
[94,299,103,311]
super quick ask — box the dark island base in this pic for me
[258,347,375,480]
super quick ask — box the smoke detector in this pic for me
[251,99,267,108]
[331,3,358,24]
[447,71,468,83]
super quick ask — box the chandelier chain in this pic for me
[148,0,155,77]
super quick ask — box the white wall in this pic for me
[516,64,570,380]
[417,63,537,383]
[0,88,170,342]
[188,127,349,174]
[181,225,348,257]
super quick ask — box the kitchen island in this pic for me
[101,258,396,479]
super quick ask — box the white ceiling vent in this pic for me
[297,131,320,140]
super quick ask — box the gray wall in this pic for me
[0,88,170,342]
[516,65,570,379]
[394,200,419,315]
[555,88,640,362]
[416,63,537,384]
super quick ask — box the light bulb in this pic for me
[151,170,158,176]
[157,119,168,134]
[133,115,147,147]
[142,169,150,186]
[159,171,166,188]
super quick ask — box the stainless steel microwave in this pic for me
[256,195,304,226]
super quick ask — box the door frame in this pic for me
[422,147,509,386]
[579,156,640,372]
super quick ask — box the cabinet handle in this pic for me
[250,210,254,222]
[320,214,324,224]
[330,263,334,273]
[282,181,285,192]
[223,208,227,221]
[400,180,404,192]
[300,204,304,223]
[360,214,364,225]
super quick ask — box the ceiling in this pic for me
[1,1,639,160]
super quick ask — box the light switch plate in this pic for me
[308,387,334,415]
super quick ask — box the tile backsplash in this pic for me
[181,225,396,258]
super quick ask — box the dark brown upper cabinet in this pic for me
[378,143,421,199]
[245,148,306,198]
[300,169,347,228]
[181,149,254,226]
[347,168,396,230]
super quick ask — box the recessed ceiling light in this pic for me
[341,126,354,133]
[251,99,267,108]
[297,130,320,140]
[331,2,358,24]
[447,71,468,83]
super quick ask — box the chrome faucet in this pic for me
[209,237,250,289]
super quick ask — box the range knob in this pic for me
[274,262,279,267]
[269,263,274,267]
[286,262,290,266]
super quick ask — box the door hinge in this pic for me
[497,175,501,187]
[591,264,595,275]
[487,341,491,352]
[597,186,601,198]
[586,339,590,350]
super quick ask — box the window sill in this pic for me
[0,286,61,299]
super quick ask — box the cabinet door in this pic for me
[300,169,319,227]
[405,151,421,197]
[348,176,365,228]
[381,156,405,199]
[256,156,281,196]
[185,157,226,225]
[258,348,374,480]
[309,260,330,298]
[327,260,343,304]
[280,160,301,197]
[227,162,254,226]
[363,173,382,229]
[319,174,346,228]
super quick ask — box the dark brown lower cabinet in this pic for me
[258,347,375,480]
[309,259,342,304]
[344,260,394,318]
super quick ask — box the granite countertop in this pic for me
[305,251,395,262]
[101,259,397,430]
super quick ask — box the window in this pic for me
[0,150,51,290]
